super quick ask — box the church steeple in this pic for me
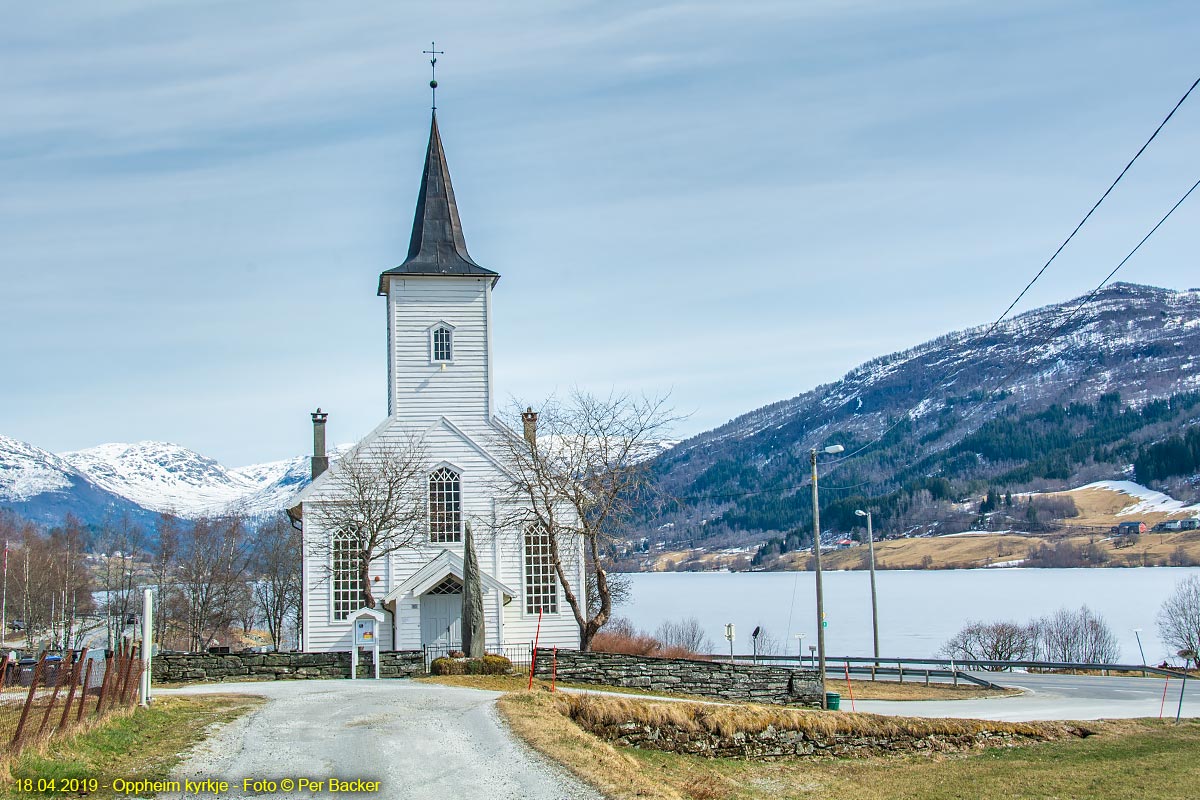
[377,113,499,295]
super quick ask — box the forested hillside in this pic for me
[632,283,1200,563]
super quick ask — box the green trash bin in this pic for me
[825,692,840,710]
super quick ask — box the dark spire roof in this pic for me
[378,113,498,294]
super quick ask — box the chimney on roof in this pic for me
[311,408,329,480]
[521,407,538,447]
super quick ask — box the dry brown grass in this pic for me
[553,693,1071,741]
[498,692,682,799]
[827,679,1017,701]
[500,688,1200,800]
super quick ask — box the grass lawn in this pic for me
[498,692,1200,800]
[0,695,263,799]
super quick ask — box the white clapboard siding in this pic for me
[387,276,493,421]
[300,413,583,654]
[299,270,584,655]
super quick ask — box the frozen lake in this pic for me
[618,567,1200,664]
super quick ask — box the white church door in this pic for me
[420,576,463,648]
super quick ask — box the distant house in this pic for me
[1116,521,1147,535]
[834,539,856,549]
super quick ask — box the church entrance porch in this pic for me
[419,575,462,649]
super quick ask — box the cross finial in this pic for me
[423,41,445,111]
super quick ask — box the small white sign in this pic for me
[724,623,735,642]
[354,618,377,646]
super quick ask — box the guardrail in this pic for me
[729,654,1190,680]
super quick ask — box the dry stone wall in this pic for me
[534,649,822,707]
[152,651,424,682]
[580,717,1036,759]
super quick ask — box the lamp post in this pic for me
[811,443,843,708]
[855,509,881,663]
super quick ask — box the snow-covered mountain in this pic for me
[0,435,153,526]
[643,282,1200,545]
[0,436,347,526]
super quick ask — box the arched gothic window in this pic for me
[429,467,462,543]
[331,529,359,620]
[524,523,557,614]
[431,324,453,363]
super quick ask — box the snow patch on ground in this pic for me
[1079,480,1200,516]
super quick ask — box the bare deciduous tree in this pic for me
[97,513,147,649]
[1158,575,1200,668]
[305,437,429,610]
[1033,605,1120,664]
[938,620,1037,668]
[253,514,303,652]
[655,616,713,655]
[161,516,252,651]
[495,390,678,651]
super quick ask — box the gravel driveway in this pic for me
[157,680,602,800]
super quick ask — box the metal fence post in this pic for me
[11,654,46,751]
[95,651,113,715]
[58,648,86,730]
[75,658,94,726]
[37,650,73,738]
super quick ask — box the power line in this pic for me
[658,76,1199,516]
[824,73,1200,469]
[960,176,1200,419]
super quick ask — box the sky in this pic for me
[2,1,1197,466]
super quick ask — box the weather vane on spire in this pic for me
[423,41,444,111]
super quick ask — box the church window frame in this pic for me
[428,465,463,543]
[523,523,558,615]
[429,321,455,364]
[330,528,361,622]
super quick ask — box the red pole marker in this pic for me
[1161,677,1170,720]
[528,609,543,691]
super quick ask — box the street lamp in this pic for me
[811,443,843,708]
[855,509,881,663]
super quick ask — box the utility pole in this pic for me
[811,444,843,709]
[856,509,881,663]
[1,539,8,645]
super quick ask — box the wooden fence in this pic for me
[0,641,144,755]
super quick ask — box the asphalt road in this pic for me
[853,671,1198,721]
[156,681,601,800]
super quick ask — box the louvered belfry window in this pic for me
[524,523,557,614]
[429,467,462,543]
[432,325,453,362]
[332,529,359,620]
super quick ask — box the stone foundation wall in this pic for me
[152,651,424,682]
[534,649,822,707]
[580,717,1033,759]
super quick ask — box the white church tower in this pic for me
[291,110,583,657]
[379,112,500,423]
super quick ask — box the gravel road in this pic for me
[157,680,602,800]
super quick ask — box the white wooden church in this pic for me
[289,110,583,655]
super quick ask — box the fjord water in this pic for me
[619,568,1200,664]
